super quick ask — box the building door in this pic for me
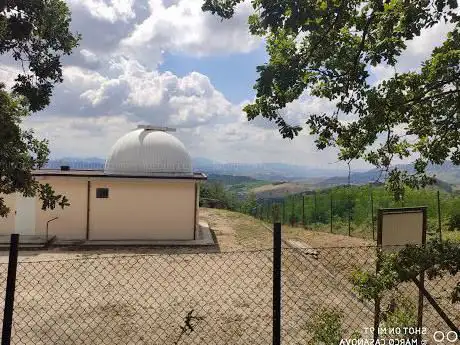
[14,195,36,235]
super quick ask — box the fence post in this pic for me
[371,187,375,241]
[314,191,317,224]
[282,200,285,224]
[2,234,19,345]
[330,193,333,233]
[302,196,305,228]
[374,211,382,343]
[437,190,442,242]
[270,201,273,222]
[273,222,281,345]
[348,193,352,237]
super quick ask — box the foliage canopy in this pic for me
[351,240,460,304]
[0,0,79,216]
[1,0,80,111]
[202,0,460,199]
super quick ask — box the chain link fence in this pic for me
[0,246,458,344]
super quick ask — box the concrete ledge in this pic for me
[0,222,215,249]
[0,235,55,249]
[54,222,215,247]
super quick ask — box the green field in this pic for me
[251,184,460,242]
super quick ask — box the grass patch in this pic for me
[441,230,460,243]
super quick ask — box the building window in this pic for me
[96,188,109,198]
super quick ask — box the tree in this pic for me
[351,240,460,304]
[241,192,258,215]
[1,0,80,112]
[202,0,460,200]
[1,0,80,217]
[199,181,240,210]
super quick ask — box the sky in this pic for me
[0,0,455,170]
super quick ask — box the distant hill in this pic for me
[250,182,317,199]
[396,161,460,186]
[45,157,105,170]
[206,174,259,185]
[43,157,459,190]
[192,157,350,181]
[44,156,351,180]
[316,162,460,188]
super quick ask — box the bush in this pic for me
[289,213,299,226]
[199,182,240,210]
[240,192,257,214]
[447,211,460,231]
[381,296,418,341]
[307,308,343,345]
[382,297,417,326]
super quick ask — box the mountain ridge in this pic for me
[43,157,460,186]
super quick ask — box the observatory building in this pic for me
[0,126,207,242]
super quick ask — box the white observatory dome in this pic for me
[104,128,192,175]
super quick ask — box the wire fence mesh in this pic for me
[0,246,458,344]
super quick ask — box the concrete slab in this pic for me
[0,235,55,249]
[54,222,215,247]
[284,239,319,258]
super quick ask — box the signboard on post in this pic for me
[375,207,427,344]
[377,207,427,251]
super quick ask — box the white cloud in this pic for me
[22,115,138,158]
[370,20,456,83]
[79,49,101,69]
[119,0,261,63]
[0,65,20,90]
[43,57,237,129]
[63,66,107,91]
[4,0,455,171]
[23,111,350,168]
[68,0,136,23]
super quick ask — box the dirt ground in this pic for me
[0,208,372,263]
[0,208,454,344]
[200,208,373,251]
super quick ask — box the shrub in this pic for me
[447,211,460,231]
[381,296,418,341]
[199,182,240,210]
[307,308,343,345]
[382,297,417,326]
[289,213,299,226]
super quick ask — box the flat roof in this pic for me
[32,169,207,180]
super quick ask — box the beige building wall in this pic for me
[1,176,199,241]
[89,179,196,240]
[196,182,200,228]
[35,177,88,240]
[0,193,17,235]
